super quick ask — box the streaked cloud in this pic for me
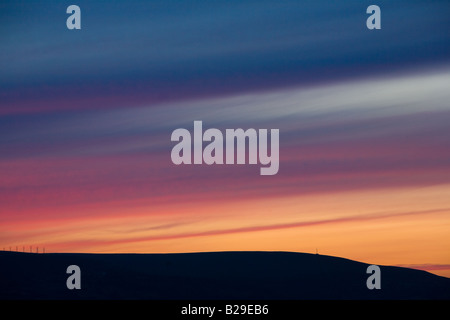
[1,0,450,277]
[395,264,450,272]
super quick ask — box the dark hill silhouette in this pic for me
[1,251,449,300]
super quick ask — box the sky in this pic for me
[1,0,450,277]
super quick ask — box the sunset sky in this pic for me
[1,0,450,277]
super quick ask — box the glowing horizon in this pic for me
[2,70,450,277]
